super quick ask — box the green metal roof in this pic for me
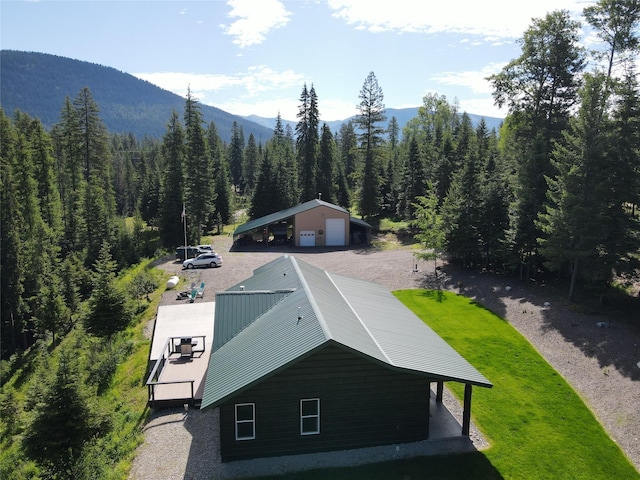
[201,256,492,410]
[232,199,371,237]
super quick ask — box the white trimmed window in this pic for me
[300,398,320,435]
[235,403,255,440]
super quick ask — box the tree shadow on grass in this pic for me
[426,264,640,381]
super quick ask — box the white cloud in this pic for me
[133,66,310,119]
[222,0,292,48]
[328,0,592,39]
[133,65,305,97]
[431,62,506,95]
[458,97,507,119]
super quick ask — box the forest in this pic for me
[0,1,639,478]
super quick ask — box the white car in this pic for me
[197,244,214,252]
[183,252,223,269]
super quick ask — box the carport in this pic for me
[232,199,371,248]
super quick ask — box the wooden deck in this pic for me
[148,350,210,408]
[147,301,215,408]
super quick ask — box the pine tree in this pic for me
[412,182,446,275]
[207,121,231,226]
[158,111,186,248]
[229,121,245,193]
[401,136,426,219]
[0,109,27,354]
[337,121,359,192]
[84,242,132,336]
[251,147,278,219]
[441,134,482,267]
[316,123,337,204]
[52,97,84,254]
[477,129,510,270]
[73,88,117,265]
[382,116,402,216]
[296,84,320,201]
[183,90,214,243]
[243,132,260,195]
[489,10,586,277]
[355,72,386,219]
[24,349,97,474]
[538,73,613,299]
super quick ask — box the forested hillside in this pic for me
[0,50,273,142]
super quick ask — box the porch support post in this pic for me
[436,381,444,402]
[462,383,472,436]
[426,381,431,438]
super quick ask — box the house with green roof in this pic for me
[233,199,371,247]
[202,255,492,462]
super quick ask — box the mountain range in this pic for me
[1,50,503,143]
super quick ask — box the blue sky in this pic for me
[2,0,598,122]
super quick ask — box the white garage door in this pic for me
[325,218,346,246]
[299,230,316,247]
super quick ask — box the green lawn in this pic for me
[255,290,639,480]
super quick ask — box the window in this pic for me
[235,403,255,440]
[300,398,320,435]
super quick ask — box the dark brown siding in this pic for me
[219,343,430,462]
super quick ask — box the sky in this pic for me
[1,0,600,122]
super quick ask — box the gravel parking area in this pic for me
[130,235,640,479]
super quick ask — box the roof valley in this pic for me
[324,271,395,366]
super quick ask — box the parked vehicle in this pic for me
[175,246,204,260]
[197,244,214,252]
[183,252,223,269]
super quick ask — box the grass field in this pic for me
[255,290,639,480]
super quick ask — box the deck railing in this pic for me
[146,335,206,407]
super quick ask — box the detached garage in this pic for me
[233,199,371,248]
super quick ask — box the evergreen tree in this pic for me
[382,116,402,216]
[412,182,446,275]
[441,135,482,267]
[0,109,27,354]
[243,132,260,195]
[250,147,278,219]
[355,71,386,219]
[24,349,102,475]
[52,97,84,254]
[84,242,132,336]
[207,121,231,226]
[489,10,585,277]
[316,123,337,204]
[35,274,70,347]
[477,129,510,270]
[29,118,63,236]
[137,147,162,225]
[158,111,185,248]
[296,83,320,201]
[184,90,214,242]
[229,121,245,193]
[337,120,359,192]
[540,71,640,300]
[401,136,426,219]
[73,88,117,265]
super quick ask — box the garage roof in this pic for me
[201,256,492,410]
[232,199,370,237]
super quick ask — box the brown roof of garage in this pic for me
[232,199,370,237]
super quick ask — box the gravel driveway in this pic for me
[130,235,640,479]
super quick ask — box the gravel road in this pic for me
[129,235,640,479]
